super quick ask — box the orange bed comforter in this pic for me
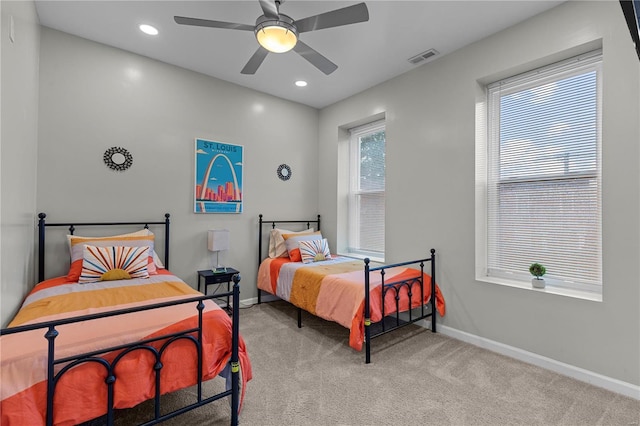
[257,256,445,351]
[0,270,252,426]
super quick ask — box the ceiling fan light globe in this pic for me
[254,15,298,53]
[257,26,297,53]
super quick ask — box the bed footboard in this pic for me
[363,249,437,364]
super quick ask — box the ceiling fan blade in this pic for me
[174,16,254,31]
[241,47,270,75]
[293,40,338,75]
[295,2,369,33]
[259,0,280,20]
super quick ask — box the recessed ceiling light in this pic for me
[139,24,158,36]
[295,80,308,87]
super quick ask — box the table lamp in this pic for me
[208,229,229,273]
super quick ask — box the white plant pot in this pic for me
[532,278,545,289]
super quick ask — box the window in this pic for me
[482,50,602,295]
[348,120,385,260]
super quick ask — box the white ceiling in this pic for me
[34,0,564,109]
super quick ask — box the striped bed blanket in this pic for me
[0,270,252,426]
[258,256,445,351]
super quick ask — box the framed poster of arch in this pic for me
[194,138,243,213]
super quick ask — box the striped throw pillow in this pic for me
[299,238,331,264]
[68,232,156,281]
[78,245,150,283]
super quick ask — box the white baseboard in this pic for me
[243,294,278,305]
[428,321,640,400]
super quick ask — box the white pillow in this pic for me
[268,227,314,258]
[67,228,165,268]
[282,232,323,262]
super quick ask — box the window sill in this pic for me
[337,252,385,264]
[476,276,602,302]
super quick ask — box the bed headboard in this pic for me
[37,213,171,282]
[258,214,320,264]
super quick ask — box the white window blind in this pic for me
[486,51,602,292]
[348,120,385,258]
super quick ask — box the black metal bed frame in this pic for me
[257,214,437,364]
[0,213,242,426]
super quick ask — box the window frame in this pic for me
[477,50,603,299]
[347,120,386,261]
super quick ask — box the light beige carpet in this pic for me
[103,301,639,425]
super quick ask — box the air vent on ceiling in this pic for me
[407,49,439,65]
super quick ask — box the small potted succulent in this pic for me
[529,263,546,288]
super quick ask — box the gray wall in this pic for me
[34,28,319,302]
[319,1,639,386]
[2,0,638,391]
[1,1,40,326]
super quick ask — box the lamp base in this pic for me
[210,250,227,274]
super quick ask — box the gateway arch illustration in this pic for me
[195,140,243,213]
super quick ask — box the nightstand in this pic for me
[197,267,239,313]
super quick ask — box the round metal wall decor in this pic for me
[103,147,133,172]
[277,164,292,181]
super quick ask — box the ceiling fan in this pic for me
[174,0,369,75]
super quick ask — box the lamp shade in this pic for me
[208,229,230,252]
